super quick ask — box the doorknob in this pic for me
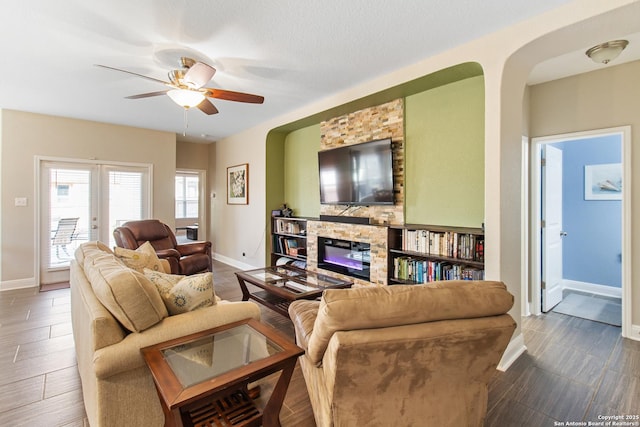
[92,225,98,229]
[560,231,567,237]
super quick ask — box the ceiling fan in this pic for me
[96,57,264,115]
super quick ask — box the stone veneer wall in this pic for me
[306,221,388,286]
[307,99,405,286]
[320,98,405,225]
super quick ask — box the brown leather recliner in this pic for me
[113,219,211,275]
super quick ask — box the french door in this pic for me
[39,160,151,285]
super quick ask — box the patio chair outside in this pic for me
[52,217,79,258]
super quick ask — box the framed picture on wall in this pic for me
[584,163,622,200]
[227,163,249,205]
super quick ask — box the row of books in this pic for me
[273,236,306,258]
[274,219,304,235]
[401,229,484,261]
[393,256,484,283]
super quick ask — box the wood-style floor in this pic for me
[0,260,638,426]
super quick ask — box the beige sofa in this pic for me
[70,241,261,427]
[288,280,516,427]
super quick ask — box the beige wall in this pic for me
[207,142,217,249]
[213,125,267,269]
[0,110,176,285]
[176,140,210,171]
[529,60,640,325]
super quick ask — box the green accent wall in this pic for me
[266,64,485,237]
[283,124,321,218]
[265,131,285,265]
[405,75,485,227]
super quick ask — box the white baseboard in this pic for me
[627,324,640,342]
[497,333,526,371]
[1,277,37,291]
[562,280,621,299]
[212,253,258,271]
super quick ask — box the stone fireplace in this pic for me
[306,220,388,286]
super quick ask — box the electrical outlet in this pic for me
[14,197,27,207]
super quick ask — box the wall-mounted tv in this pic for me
[318,138,394,205]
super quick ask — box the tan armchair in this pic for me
[113,219,211,275]
[288,280,516,427]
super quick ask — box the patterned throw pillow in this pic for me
[114,241,165,272]
[144,268,216,315]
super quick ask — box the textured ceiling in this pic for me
[2,0,629,143]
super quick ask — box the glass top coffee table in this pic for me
[235,265,352,317]
[141,318,304,427]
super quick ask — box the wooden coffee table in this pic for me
[235,265,352,317]
[141,318,304,427]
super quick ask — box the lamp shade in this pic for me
[585,40,629,64]
[167,89,205,108]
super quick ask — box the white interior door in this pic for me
[39,160,150,285]
[542,145,564,311]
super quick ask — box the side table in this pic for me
[141,318,304,427]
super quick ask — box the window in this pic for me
[175,172,199,218]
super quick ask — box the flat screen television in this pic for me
[318,138,394,205]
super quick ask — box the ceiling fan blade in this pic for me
[197,99,219,115]
[183,62,216,89]
[205,88,264,104]
[95,64,170,86]
[125,90,169,99]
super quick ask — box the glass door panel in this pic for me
[40,163,98,284]
[105,167,148,248]
[39,160,150,286]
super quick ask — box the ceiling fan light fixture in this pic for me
[167,89,205,108]
[585,40,629,64]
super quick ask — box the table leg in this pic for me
[261,360,297,427]
[236,276,251,301]
[155,386,183,427]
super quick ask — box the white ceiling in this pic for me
[1,0,636,143]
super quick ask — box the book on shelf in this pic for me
[400,228,483,261]
[273,236,283,254]
[275,218,302,235]
[393,256,484,283]
[284,238,299,255]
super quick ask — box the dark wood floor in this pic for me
[0,260,638,426]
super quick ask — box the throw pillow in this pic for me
[144,268,216,315]
[84,252,168,332]
[114,241,165,273]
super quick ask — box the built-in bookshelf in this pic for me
[270,217,308,267]
[387,224,484,284]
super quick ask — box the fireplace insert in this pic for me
[317,236,370,281]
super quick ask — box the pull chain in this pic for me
[183,107,189,136]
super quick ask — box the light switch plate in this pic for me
[14,197,28,207]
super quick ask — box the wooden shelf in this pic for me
[251,290,292,318]
[388,225,485,283]
[181,389,260,427]
[271,217,308,266]
[388,248,484,268]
